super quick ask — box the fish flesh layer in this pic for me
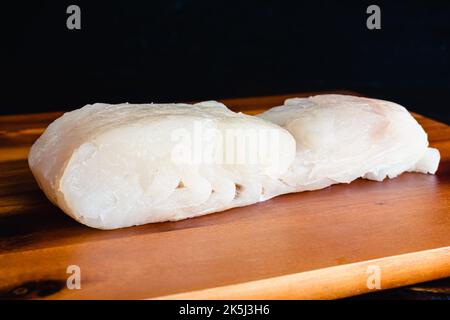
[28,101,296,229]
[28,95,440,229]
[258,94,440,190]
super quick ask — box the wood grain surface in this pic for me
[0,92,449,300]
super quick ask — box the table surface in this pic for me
[0,91,449,300]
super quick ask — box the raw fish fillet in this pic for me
[28,101,296,229]
[258,94,440,192]
[28,95,440,229]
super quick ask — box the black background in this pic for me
[4,0,450,123]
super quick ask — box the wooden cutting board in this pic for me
[0,92,449,300]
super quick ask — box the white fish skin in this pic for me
[257,94,440,191]
[29,95,440,230]
[28,101,296,229]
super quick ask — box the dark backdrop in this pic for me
[4,0,450,123]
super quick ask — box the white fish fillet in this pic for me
[28,95,440,229]
[258,94,440,192]
[28,101,296,229]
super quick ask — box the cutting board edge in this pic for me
[151,246,450,300]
